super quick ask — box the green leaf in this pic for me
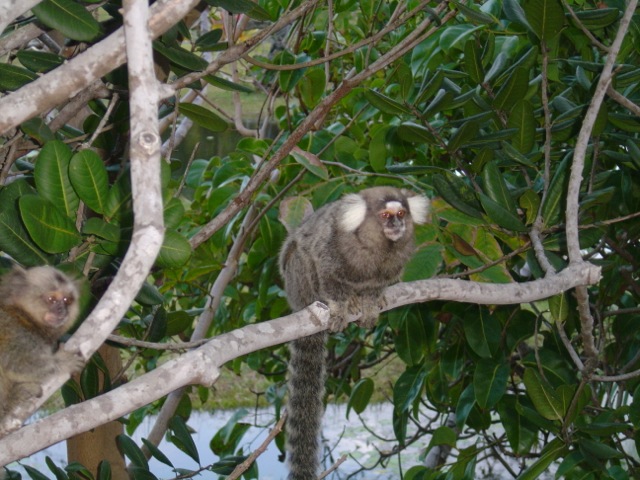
[426,426,457,450]
[451,1,497,24]
[609,113,640,133]
[178,103,228,133]
[347,378,374,417]
[195,29,223,49]
[44,456,67,480]
[299,68,325,109]
[478,193,527,232]
[403,245,442,281]
[501,142,537,168]
[34,140,80,217]
[397,122,435,144]
[493,67,529,111]
[516,438,567,480]
[432,174,484,218]
[0,181,51,266]
[390,61,414,100]
[482,161,518,214]
[496,395,539,455]
[423,88,454,116]
[33,0,102,42]
[116,435,149,469]
[519,189,540,225]
[80,361,100,399]
[278,196,314,232]
[369,124,390,172]
[103,174,131,224]
[0,64,38,91]
[394,312,428,366]
[290,149,329,180]
[21,118,55,144]
[463,39,484,84]
[23,465,50,480]
[69,150,109,214]
[153,42,208,72]
[522,368,564,421]
[276,52,307,92]
[507,99,536,153]
[82,217,120,242]
[135,282,165,306]
[210,409,251,455]
[169,416,200,463]
[203,75,253,93]
[97,461,112,480]
[541,154,570,227]
[571,8,620,29]
[19,195,81,253]
[211,456,248,475]
[549,293,569,323]
[463,308,501,358]
[448,120,479,152]
[503,0,534,32]
[157,230,192,268]
[393,366,427,412]
[484,52,508,84]
[455,384,476,429]
[364,89,412,116]
[523,0,565,41]
[392,407,409,445]
[439,24,479,51]
[164,197,186,230]
[166,311,194,337]
[473,359,509,409]
[17,50,65,73]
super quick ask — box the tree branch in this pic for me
[0,0,202,135]
[564,0,637,368]
[0,262,600,463]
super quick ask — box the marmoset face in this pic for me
[377,200,409,241]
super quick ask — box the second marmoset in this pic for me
[0,265,84,425]
[279,186,429,480]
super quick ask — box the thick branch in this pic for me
[0,262,600,463]
[564,0,637,367]
[0,0,41,35]
[565,0,637,262]
[0,0,201,135]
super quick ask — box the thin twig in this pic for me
[227,413,287,480]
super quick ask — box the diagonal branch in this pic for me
[0,261,600,463]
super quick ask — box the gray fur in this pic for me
[279,186,429,479]
[0,266,82,424]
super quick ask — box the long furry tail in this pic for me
[286,332,327,480]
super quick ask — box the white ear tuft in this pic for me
[407,195,430,224]
[339,193,367,232]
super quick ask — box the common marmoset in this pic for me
[0,266,83,424]
[278,186,429,479]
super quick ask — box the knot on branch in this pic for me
[133,131,160,155]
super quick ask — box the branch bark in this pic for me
[0,0,42,35]
[0,0,201,135]
[564,0,637,368]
